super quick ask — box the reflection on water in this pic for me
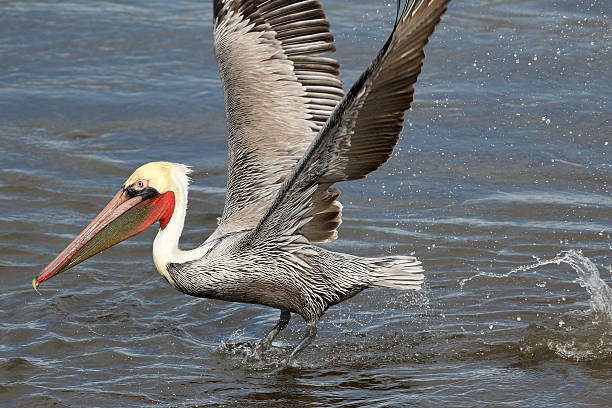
[1,0,611,406]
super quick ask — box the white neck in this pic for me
[152,165,205,286]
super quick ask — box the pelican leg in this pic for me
[254,309,291,355]
[279,320,318,368]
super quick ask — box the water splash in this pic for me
[461,250,612,319]
[215,328,290,370]
[562,250,612,318]
[461,250,612,361]
[531,250,612,361]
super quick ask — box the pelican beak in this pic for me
[34,187,175,288]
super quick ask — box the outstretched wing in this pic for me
[213,0,344,238]
[246,0,450,250]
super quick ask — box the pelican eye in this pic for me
[133,179,148,190]
[125,180,157,199]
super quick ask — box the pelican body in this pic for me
[35,0,450,366]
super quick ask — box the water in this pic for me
[1,0,611,406]
[462,250,612,362]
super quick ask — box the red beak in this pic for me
[34,188,174,288]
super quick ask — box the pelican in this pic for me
[34,0,450,366]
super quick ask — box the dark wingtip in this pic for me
[213,0,221,19]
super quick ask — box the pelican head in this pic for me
[34,161,190,288]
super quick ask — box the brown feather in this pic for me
[212,0,345,242]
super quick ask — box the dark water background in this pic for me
[1,0,611,406]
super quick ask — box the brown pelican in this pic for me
[34,0,450,366]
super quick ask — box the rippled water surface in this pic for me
[1,0,611,406]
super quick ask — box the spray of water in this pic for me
[460,250,612,319]
[461,250,612,361]
[561,250,612,318]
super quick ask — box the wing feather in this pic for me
[245,0,450,248]
[212,0,344,240]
